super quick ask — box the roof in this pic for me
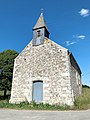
[69,52,82,75]
[33,12,48,30]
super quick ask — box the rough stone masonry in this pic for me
[9,12,82,106]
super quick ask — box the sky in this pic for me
[0,0,90,86]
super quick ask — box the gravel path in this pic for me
[0,109,90,120]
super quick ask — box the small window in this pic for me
[37,30,41,37]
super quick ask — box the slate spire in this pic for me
[32,10,50,45]
[33,10,48,31]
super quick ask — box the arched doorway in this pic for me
[33,81,43,103]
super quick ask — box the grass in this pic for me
[0,87,90,110]
[74,87,90,110]
[0,100,71,110]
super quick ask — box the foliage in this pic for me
[0,90,11,100]
[0,50,18,99]
[74,87,90,109]
[82,84,90,88]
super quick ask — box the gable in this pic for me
[16,37,68,60]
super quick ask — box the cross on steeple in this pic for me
[40,8,44,16]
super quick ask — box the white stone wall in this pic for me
[9,38,81,106]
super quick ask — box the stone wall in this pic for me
[69,55,82,98]
[9,38,81,106]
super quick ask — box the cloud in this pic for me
[64,34,86,46]
[76,35,86,40]
[73,35,86,40]
[64,41,76,46]
[79,8,90,17]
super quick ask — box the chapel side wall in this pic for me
[70,58,82,98]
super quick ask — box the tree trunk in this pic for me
[4,89,7,99]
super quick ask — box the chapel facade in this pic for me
[9,12,82,106]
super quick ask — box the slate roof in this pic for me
[33,12,48,30]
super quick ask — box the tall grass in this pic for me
[74,87,90,109]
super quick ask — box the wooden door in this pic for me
[33,81,43,103]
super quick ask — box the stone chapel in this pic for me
[9,11,82,106]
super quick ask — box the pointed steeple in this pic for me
[32,10,50,46]
[33,10,48,30]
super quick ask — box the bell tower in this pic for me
[32,11,50,45]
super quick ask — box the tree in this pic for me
[0,50,18,99]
